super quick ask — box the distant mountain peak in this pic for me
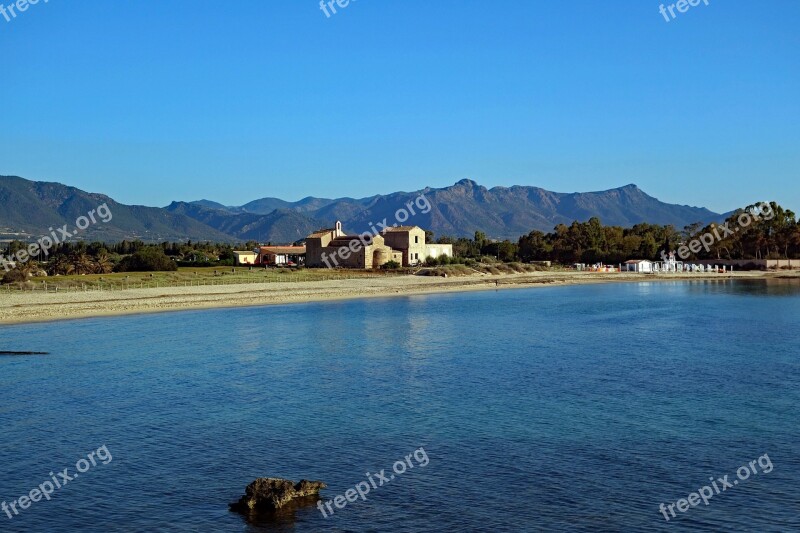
[183,199,235,212]
[0,175,725,243]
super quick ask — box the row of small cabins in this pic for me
[233,221,453,269]
[577,260,735,273]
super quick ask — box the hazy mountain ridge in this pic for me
[0,175,723,243]
[0,175,233,242]
[191,178,721,239]
[164,201,323,242]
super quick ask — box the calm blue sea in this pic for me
[1,280,799,532]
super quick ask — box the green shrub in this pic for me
[115,248,178,272]
[508,262,528,273]
[1,270,26,284]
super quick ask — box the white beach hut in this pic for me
[624,260,654,273]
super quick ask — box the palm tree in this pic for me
[49,254,72,276]
[94,252,113,274]
[71,252,94,275]
[18,261,40,279]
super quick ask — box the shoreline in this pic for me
[0,271,796,327]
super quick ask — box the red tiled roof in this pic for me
[260,246,306,254]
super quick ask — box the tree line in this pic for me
[433,202,799,264]
[1,240,261,283]
[2,201,797,282]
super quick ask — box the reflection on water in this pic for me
[236,495,321,533]
[0,280,798,532]
[682,278,800,297]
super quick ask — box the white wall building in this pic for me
[233,251,257,266]
[425,244,454,260]
[624,260,653,273]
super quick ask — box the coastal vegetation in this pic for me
[513,202,799,264]
[430,202,799,265]
[116,248,178,272]
[1,240,249,280]
[1,266,389,291]
[1,202,797,287]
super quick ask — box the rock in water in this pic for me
[230,478,326,514]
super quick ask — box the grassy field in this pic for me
[6,262,561,292]
[10,266,405,292]
[416,262,553,277]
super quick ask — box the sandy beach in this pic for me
[0,270,793,326]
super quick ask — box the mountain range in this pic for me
[0,175,724,244]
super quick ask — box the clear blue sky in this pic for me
[1,0,798,213]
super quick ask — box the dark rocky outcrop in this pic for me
[229,478,326,515]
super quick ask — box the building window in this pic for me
[415,236,419,244]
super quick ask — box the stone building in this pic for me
[306,221,453,269]
[305,221,401,269]
[381,226,453,266]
